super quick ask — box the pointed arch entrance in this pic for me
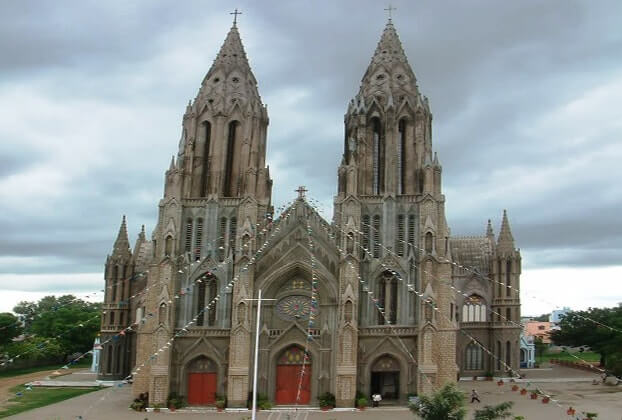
[275,345,311,405]
[186,356,217,405]
[371,354,400,400]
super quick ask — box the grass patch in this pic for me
[0,385,100,418]
[537,351,600,365]
[0,358,91,379]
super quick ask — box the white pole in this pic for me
[251,289,262,420]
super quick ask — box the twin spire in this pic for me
[112,215,131,256]
[484,211,516,253]
[206,23,253,80]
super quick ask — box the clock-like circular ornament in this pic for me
[276,295,313,321]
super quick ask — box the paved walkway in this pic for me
[6,365,622,419]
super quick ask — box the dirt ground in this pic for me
[0,369,59,408]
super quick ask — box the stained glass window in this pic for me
[276,295,313,321]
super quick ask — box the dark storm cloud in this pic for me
[0,0,621,298]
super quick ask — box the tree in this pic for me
[12,295,101,358]
[0,312,23,346]
[474,401,514,419]
[409,383,466,420]
[534,337,547,363]
[550,306,622,376]
[533,313,550,322]
[12,301,37,330]
[4,336,64,361]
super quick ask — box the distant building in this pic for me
[524,321,552,344]
[519,333,535,368]
[549,307,570,326]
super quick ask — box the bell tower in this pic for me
[171,21,271,202]
[335,19,457,397]
[133,18,273,407]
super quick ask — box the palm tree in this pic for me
[473,401,514,419]
[409,383,466,420]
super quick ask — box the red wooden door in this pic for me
[187,372,217,405]
[275,365,311,404]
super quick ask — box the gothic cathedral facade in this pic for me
[99,19,522,408]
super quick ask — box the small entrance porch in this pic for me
[186,356,218,406]
[370,355,401,402]
[274,346,311,405]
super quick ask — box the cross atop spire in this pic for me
[295,186,308,199]
[384,4,396,21]
[230,8,242,26]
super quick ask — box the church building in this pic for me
[98,16,522,408]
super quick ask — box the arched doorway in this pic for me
[275,346,311,405]
[371,355,400,400]
[187,356,217,405]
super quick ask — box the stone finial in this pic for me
[113,215,131,255]
[486,219,494,238]
[497,209,515,252]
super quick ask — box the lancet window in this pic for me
[462,294,487,322]
[185,218,193,253]
[194,219,203,261]
[396,214,405,256]
[398,118,406,194]
[506,260,512,297]
[371,118,384,194]
[465,343,483,370]
[361,215,370,259]
[202,121,211,196]
[224,121,239,196]
[196,275,218,326]
[372,215,381,258]
[377,271,398,325]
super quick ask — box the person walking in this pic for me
[470,389,481,403]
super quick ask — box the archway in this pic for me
[275,345,311,405]
[186,356,217,405]
[371,355,400,400]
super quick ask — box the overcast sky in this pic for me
[0,0,621,315]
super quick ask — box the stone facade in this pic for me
[98,19,521,407]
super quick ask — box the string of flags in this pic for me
[331,206,622,335]
[294,209,320,406]
[2,199,299,407]
[305,195,581,417]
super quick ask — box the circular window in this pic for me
[276,295,313,321]
[214,77,220,83]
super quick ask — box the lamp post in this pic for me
[245,289,275,420]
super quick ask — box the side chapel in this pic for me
[98,16,522,408]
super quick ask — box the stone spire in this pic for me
[497,210,515,253]
[361,19,416,86]
[113,215,131,256]
[204,23,258,89]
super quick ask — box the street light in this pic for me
[245,289,276,420]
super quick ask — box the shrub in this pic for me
[317,391,336,408]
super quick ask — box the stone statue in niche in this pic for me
[424,299,434,322]
[346,232,354,255]
[237,302,246,325]
[344,300,353,323]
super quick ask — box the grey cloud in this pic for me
[1,0,621,284]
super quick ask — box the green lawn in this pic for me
[0,385,100,418]
[536,351,600,365]
[0,358,91,379]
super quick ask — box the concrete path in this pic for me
[6,364,622,419]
